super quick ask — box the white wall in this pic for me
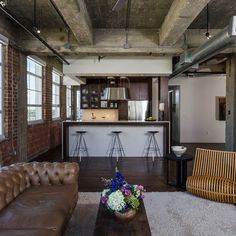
[169,75,226,143]
[63,56,172,76]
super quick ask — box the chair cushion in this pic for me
[0,185,78,232]
[187,175,236,203]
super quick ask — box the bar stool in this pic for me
[71,131,89,162]
[143,131,161,162]
[107,131,125,162]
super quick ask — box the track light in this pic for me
[205,32,211,40]
[33,26,41,34]
[0,0,7,7]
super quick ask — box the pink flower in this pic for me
[124,189,132,196]
[141,193,145,199]
[138,185,144,191]
[101,196,107,204]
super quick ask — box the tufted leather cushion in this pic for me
[0,162,79,211]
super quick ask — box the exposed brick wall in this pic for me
[0,45,66,165]
[0,46,19,165]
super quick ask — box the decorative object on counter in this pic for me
[101,168,146,222]
[145,116,156,121]
[91,113,96,120]
[159,102,165,121]
[107,131,125,162]
[105,76,131,100]
[143,131,162,162]
[171,146,187,157]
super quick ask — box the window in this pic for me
[27,57,43,122]
[66,86,72,118]
[0,44,3,137]
[52,71,60,119]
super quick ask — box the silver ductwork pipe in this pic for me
[171,16,236,78]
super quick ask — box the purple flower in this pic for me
[101,196,107,204]
[124,189,132,196]
[138,185,144,191]
[141,193,145,199]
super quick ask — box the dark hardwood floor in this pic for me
[34,143,225,192]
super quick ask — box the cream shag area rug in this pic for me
[64,192,236,236]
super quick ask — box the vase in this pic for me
[114,209,137,222]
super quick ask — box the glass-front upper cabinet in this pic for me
[81,85,89,109]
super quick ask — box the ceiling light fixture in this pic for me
[0,0,7,7]
[123,0,131,49]
[33,0,41,34]
[205,4,211,40]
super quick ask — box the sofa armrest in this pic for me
[18,162,79,186]
[186,175,236,203]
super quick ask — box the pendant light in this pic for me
[205,4,211,40]
[33,0,41,34]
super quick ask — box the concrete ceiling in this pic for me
[0,0,235,59]
[84,0,174,28]
[190,0,236,29]
[6,0,66,29]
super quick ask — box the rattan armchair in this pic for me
[186,148,236,204]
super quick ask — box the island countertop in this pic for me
[63,120,170,125]
[62,120,170,159]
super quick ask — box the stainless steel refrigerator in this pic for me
[128,101,149,121]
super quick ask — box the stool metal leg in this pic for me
[82,135,89,157]
[117,135,125,157]
[153,134,162,157]
[143,132,162,162]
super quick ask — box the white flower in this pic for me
[107,190,126,211]
[102,189,110,197]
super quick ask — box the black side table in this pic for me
[164,153,193,189]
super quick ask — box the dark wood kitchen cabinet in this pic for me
[129,81,151,100]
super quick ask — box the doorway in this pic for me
[168,86,180,144]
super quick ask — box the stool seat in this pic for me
[148,131,159,134]
[76,131,87,134]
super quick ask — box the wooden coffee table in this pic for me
[93,200,151,236]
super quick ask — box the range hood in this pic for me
[104,87,130,100]
[171,16,236,78]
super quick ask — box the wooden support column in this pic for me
[226,54,236,151]
[17,53,27,162]
[159,77,169,121]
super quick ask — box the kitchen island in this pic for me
[62,121,170,160]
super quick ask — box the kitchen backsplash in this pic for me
[81,109,119,121]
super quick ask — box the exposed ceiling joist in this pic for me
[159,0,211,46]
[51,0,93,45]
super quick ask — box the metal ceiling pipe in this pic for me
[0,5,70,65]
[170,16,236,78]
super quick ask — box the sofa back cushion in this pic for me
[21,162,79,186]
[193,148,236,180]
[0,166,28,211]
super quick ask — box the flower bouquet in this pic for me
[101,168,145,222]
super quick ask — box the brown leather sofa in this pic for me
[0,162,79,236]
